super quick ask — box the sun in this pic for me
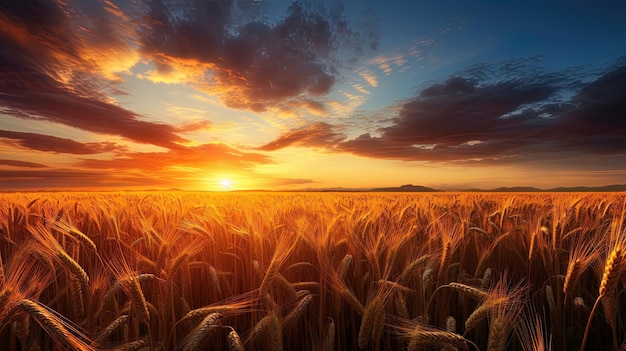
[220,179,232,189]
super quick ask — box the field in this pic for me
[0,192,625,351]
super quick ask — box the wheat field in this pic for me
[0,192,624,351]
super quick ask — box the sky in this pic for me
[1,0,626,191]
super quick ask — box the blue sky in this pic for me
[1,0,625,190]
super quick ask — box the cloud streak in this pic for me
[0,159,48,168]
[257,122,344,151]
[0,130,124,154]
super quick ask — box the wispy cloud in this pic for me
[358,69,379,87]
[0,159,48,168]
[78,142,271,171]
[369,54,408,76]
[0,130,124,154]
[257,122,345,151]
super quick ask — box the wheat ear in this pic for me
[563,259,582,296]
[323,317,335,351]
[93,314,129,345]
[446,316,456,333]
[282,294,313,326]
[182,312,222,351]
[248,313,282,351]
[448,282,488,302]
[580,247,623,351]
[358,297,383,349]
[69,275,84,318]
[227,327,244,351]
[16,299,94,351]
[111,339,148,351]
[338,254,353,279]
[408,328,467,351]
[487,317,507,351]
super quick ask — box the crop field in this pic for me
[0,192,625,351]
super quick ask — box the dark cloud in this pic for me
[0,130,124,154]
[261,58,626,167]
[0,159,48,168]
[343,61,626,163]
[556,65,626,147]
[257,122,345,151]
[382,76,556,146]
[139,0,376,112]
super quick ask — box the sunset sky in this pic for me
[1,0,626,191]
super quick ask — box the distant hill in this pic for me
[369,184,442,192]
[467,184,626,192]
[547,184,626,192]
[484,186,544,192]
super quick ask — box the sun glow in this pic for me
[220,179,232,189]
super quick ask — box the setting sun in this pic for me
[220,179,232,189]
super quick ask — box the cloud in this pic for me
[139,0,377,112]
[358,69,378,87]
[257,122,345,151]
[555,64,626,151]
[0,141,274,190]
[0,168,186,190]
[0,130,124,154]
[261,177,315,187]
[78,142,272,172]
[0,159,48,168]
[0,0,192,149]
[369,54,408,75]
[260,58,626,167]
[0,0,379,152]
[337,59,626,164]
